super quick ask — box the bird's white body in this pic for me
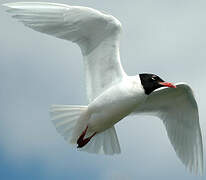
[4,2,204,175]
[87,76,146,133]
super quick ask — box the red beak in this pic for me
[159,82,176,88]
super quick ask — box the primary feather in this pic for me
[4,2,125,102]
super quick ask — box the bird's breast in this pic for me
[87,78,147,132]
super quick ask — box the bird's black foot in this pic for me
[77,126,96,148]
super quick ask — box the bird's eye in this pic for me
[151,77,156,81]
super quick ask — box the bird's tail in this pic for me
[50,104,121,155]
[50,105,88,145]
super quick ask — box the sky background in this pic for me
[1,0,206,179]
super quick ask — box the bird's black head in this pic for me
[139,73,176,95]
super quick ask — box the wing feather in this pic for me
[134,83,204,175]
[4,2,126,101]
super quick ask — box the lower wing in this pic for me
[134,83,204,175]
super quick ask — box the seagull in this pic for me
[4,2,204,175]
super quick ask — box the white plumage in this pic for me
[4,2,204,175]
[135,83,203,174]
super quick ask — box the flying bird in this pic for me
[4,2,204,175]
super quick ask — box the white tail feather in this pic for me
[50,104,121,155]
[80,126,121,155]
[50,105,87,144]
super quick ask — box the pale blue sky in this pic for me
[1,0,206,179]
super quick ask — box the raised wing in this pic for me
[135,83,204,175]
[4,2,126,102]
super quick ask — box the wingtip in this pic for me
[186,156,204,176]
[199,162,205,176]
[2,3,9,7]
[2,2,21,8]
[2,3,15,8]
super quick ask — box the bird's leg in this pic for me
[77,126,96,148]
[77,126,88,145]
